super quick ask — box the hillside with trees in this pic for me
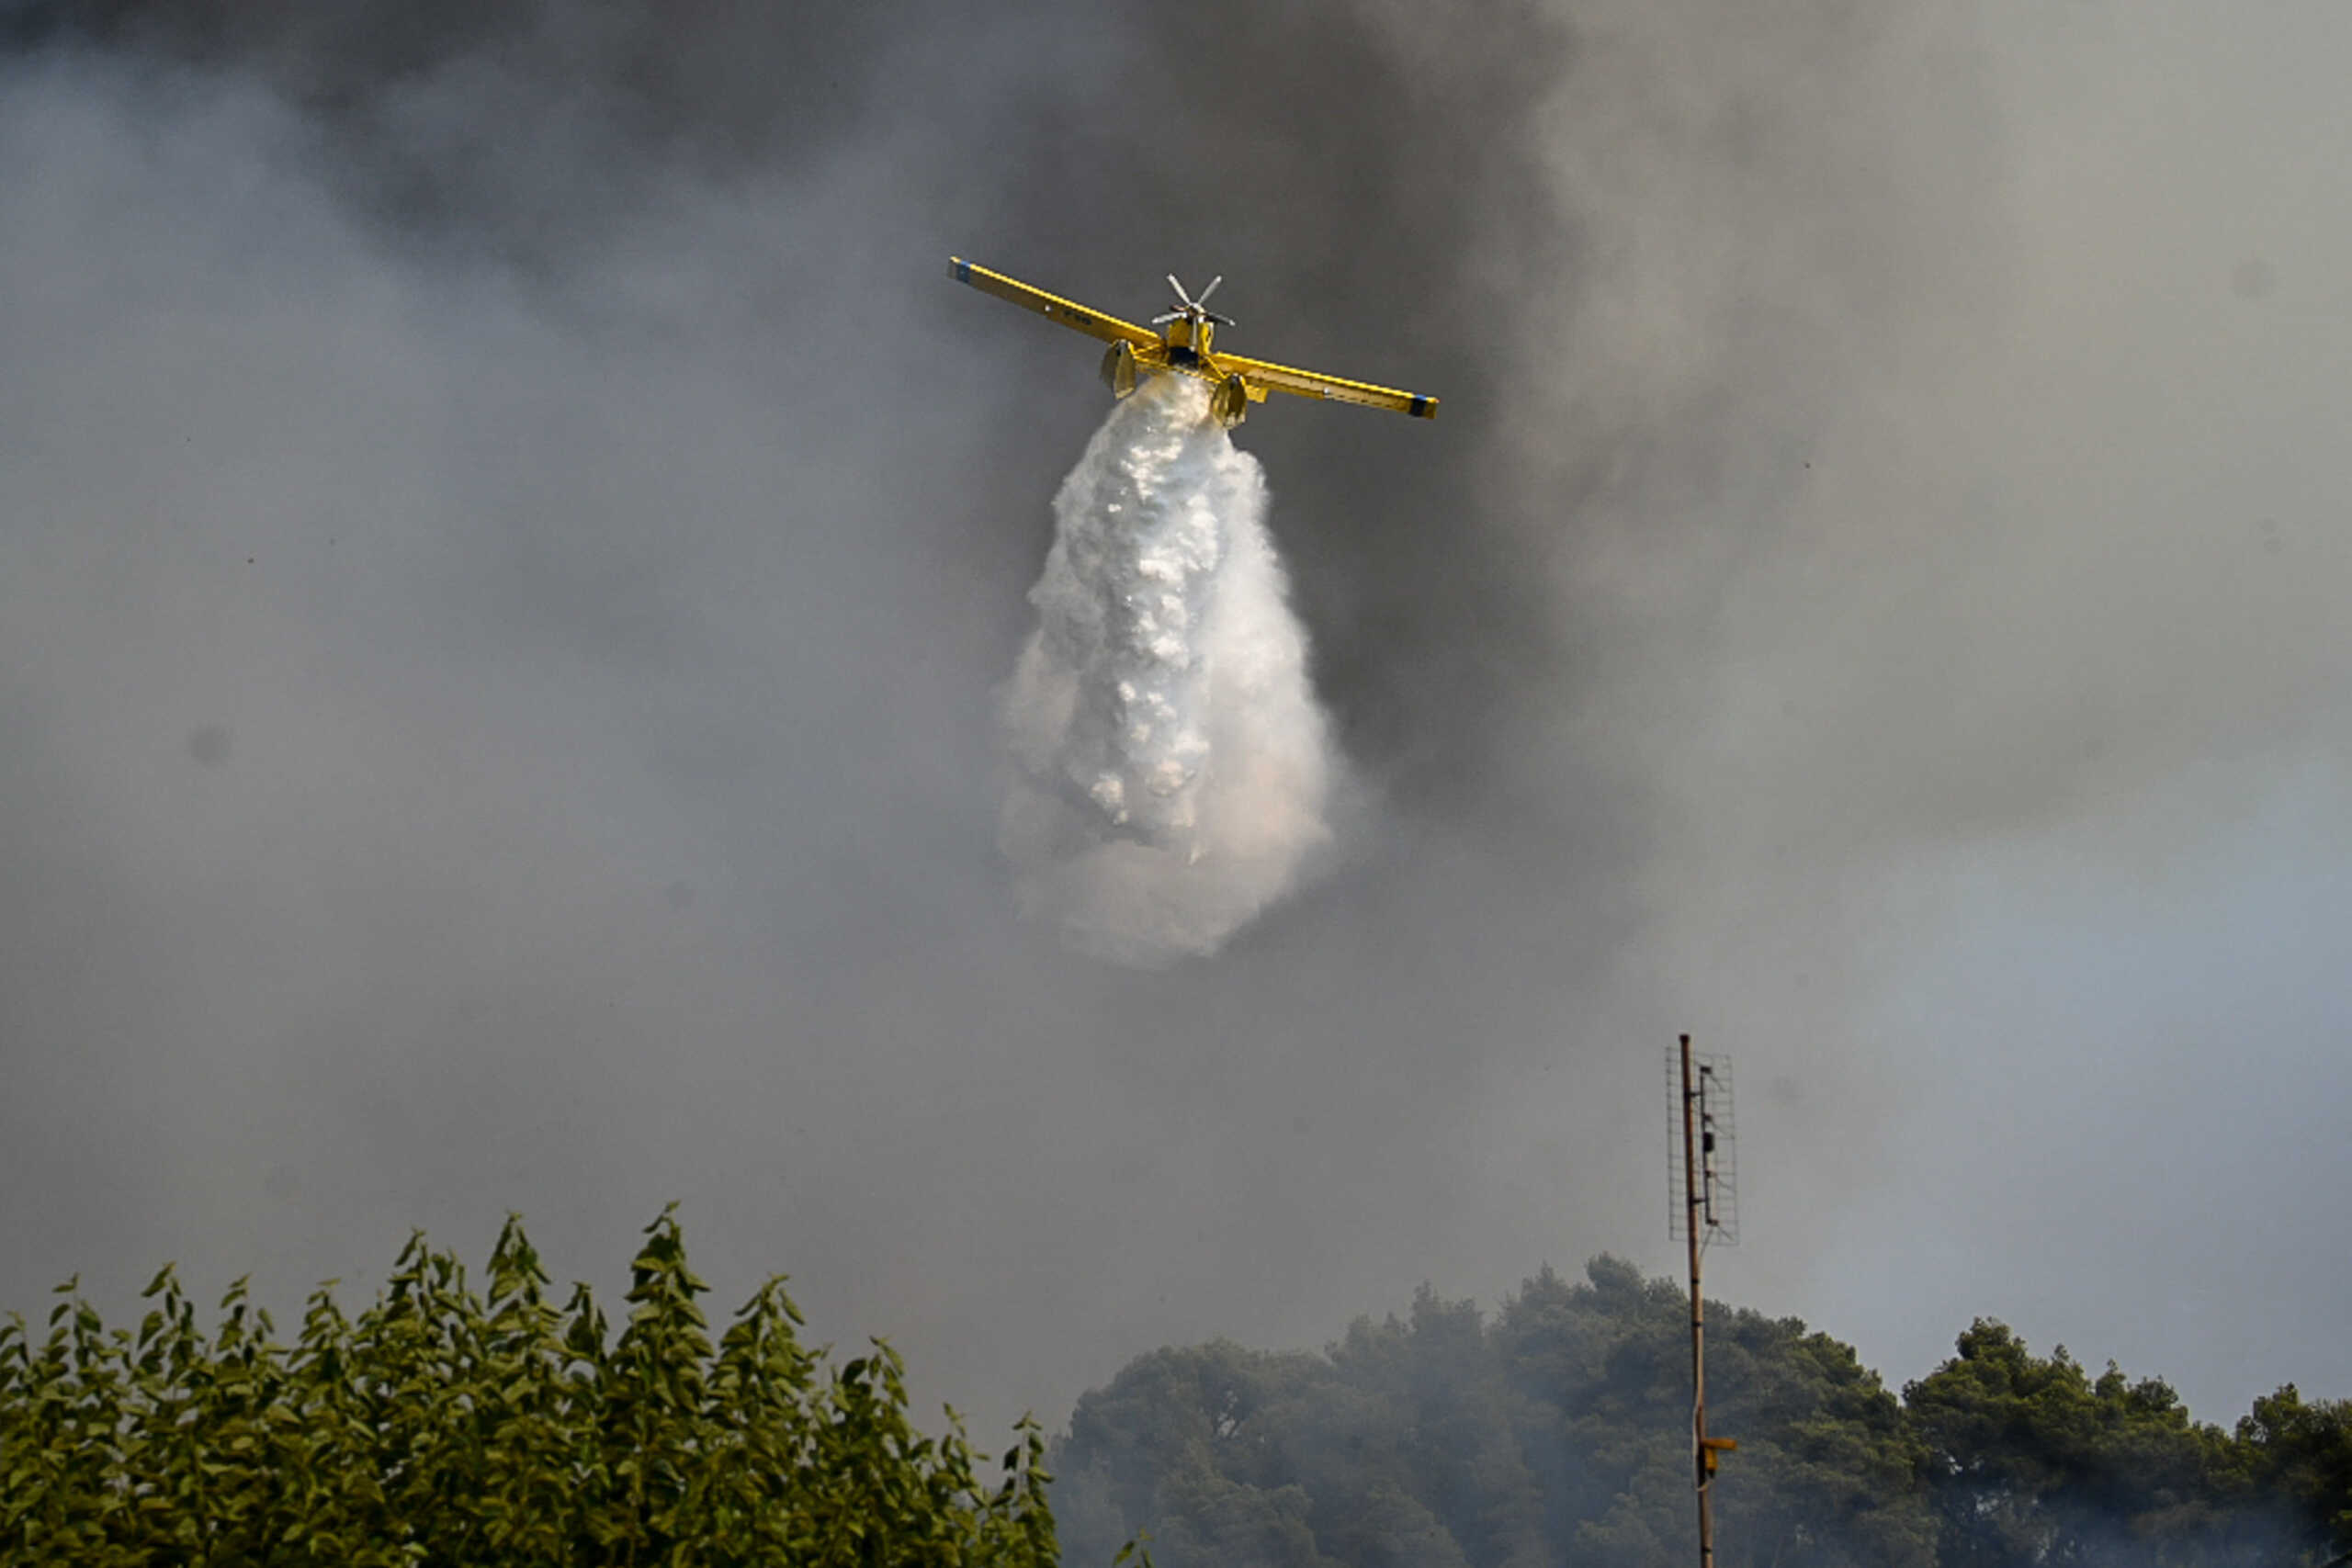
[1053,1258,2351,1568]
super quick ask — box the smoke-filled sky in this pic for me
[3,0,2347,1436]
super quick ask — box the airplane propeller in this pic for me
[1152,273,1236,329]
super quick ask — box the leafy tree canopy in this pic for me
[0,1210,1056,1568]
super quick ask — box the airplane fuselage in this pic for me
[1161,315,1214,362]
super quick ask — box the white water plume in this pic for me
[999,375,1338,965]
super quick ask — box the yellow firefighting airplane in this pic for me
[948,257,1439,426]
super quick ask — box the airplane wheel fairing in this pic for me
[1211,373,1249,427]
[1100,341,1139,399]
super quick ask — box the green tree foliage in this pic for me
[1901,1320,2352,1568]
[1497,1257,1933,1568]
[1905,1318,2241,1566]
[1057,1258,1929,1568]
[0,1211,1057,1568]
[1057,1260,2352,1568]
[2234,1384,2352,1563]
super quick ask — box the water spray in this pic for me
[998,376,1338,964]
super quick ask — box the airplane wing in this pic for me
[1215,354,1440,418]
[949,258,1159,349]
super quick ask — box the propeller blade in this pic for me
[1195,275,1223,304]
[1167,274,1193,308]
[1150,310,1182,324]
[1207,311,1236,328]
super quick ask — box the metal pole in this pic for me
[1681,1033,1713,1568]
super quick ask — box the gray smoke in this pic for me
[1001,377,1335,964]
[3,0,2349,1445]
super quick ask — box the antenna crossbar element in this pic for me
[1667,1046,1738,1247]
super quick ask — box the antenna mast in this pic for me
[1668,1033,1738,1568]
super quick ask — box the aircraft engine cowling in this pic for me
[1210,372,1250,427]
[1100,340,1139,399]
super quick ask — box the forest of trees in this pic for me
[1054,1257,2352,1568]
[7,1230,2346,1566]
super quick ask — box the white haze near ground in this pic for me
[1,0,2348,1447]
[1001,377,1335,964]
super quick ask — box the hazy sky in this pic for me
[2,0,2346,1438]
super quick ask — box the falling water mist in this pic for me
[999,375,1339,965]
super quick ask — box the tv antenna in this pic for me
[1668,1034,1738,1568]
